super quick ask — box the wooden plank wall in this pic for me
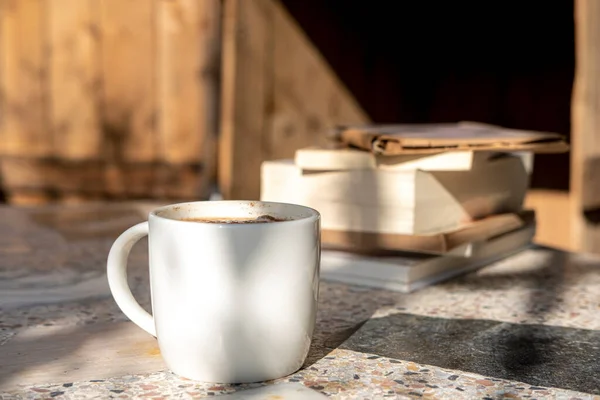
[571,0,600,253]
[0,0,220,204]
[219,0,369,200]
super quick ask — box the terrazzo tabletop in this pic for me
[0,202,599,399]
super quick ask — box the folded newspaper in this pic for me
[328,121,569,156]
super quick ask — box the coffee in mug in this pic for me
[181,214,286,224]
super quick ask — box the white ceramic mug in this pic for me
[107,201,321,383]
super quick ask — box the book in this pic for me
[319,221,535,293]
[321,210,534,255]
[260,154,529,235]
[295,146,534,174]
[328,121,569,156]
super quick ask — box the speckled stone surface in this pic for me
[1,203,600,399]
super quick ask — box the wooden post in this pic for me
[219,0,369,200]
[571,0,600,252]
[219,0,273,201]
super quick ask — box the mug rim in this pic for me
[149,200,320,227]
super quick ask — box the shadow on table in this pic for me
[339,311,600,395]
[338,248,600,395]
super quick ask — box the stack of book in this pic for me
[260,122,569,292]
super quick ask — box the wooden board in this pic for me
[571,0,600,252]
[48,0,101,159]
[219,0,369,200]
[157,0,220,163]
[99,0,157,163]
[268,1,368,160]
[524,190,573,251]
[0,0,51,157]
[157,0,221,196]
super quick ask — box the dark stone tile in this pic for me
[340,313,600,394]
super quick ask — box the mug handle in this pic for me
[107,222,156,337]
